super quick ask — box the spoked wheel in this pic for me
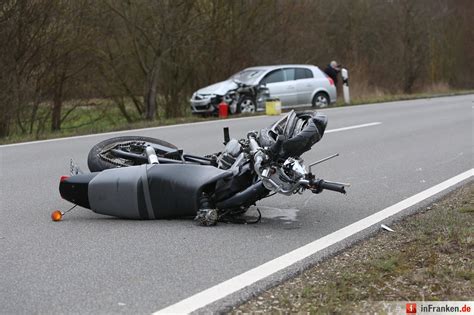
[312,92,330,108]
[237,97,256,113]
[87,136,178,172]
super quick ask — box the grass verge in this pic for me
[1,90,472,145]
[232,183,473,314]
[333,89,474,107]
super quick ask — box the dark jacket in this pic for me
[323,65,339,85]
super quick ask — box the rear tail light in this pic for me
[60,175,70,182]
[328,77,334,86]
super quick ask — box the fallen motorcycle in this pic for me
[55,110,348,225]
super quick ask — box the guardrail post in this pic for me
[341,68,350,104]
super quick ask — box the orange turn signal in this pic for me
[51,210,63,221]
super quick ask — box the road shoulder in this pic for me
[232,183,473,313]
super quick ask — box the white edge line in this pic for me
[0,120,381,149]
[153,169,473,314]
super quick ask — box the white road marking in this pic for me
[325,122,381,133]
[153,169,473,314]
[0,120,381,148]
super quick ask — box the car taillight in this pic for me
[328,77,334,86]
[60,175,70,182]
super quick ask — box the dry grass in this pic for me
[421,82,452,94]
[348,79,457,104]
[2,89,472,145]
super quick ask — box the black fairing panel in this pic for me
[147,164,232,218]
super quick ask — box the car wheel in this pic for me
[237,97,256,113]
[312,92,329,108]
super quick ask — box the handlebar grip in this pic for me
[269,135,285,158]
[317,180,346,194]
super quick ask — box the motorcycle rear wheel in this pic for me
[87,136,177,172]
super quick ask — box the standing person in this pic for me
[323,60,341,85]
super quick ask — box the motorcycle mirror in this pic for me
[308,153,339,174]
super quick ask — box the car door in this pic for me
[260,68,297,106]
[295,67,315,105]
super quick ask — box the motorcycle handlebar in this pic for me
[315,179,346,194]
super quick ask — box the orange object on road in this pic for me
[218,101,228,118]
[51,210,63,221]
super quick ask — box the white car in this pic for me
[190,64,337,114]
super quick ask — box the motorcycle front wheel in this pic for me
[87,136,178,172]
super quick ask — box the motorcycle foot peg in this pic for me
[194,209,218,226]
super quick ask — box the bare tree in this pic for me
[0,0,472,140]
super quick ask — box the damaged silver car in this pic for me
[190,64,337,115]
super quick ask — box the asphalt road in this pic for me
[0,95,472,314]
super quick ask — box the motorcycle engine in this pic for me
[218,139,242,169]
[261,158,305,195]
